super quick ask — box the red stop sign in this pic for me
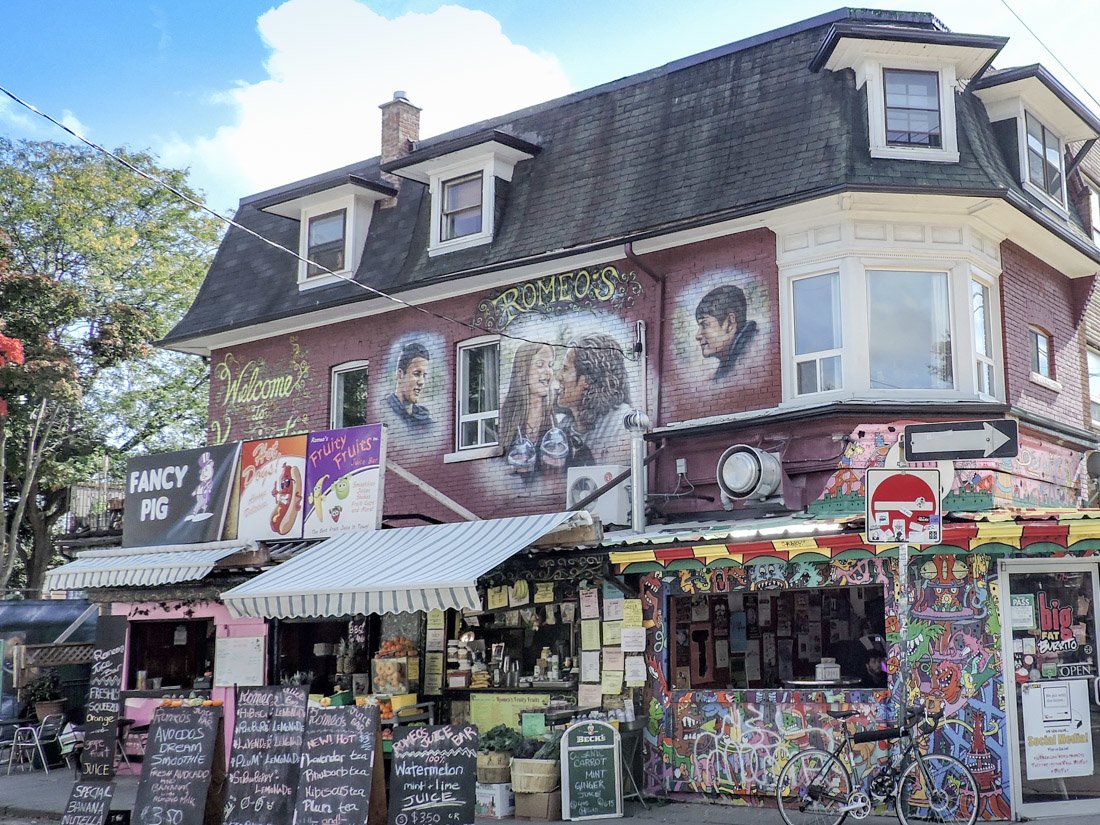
[866,469,941,545]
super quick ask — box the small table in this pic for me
[619,720,647,810]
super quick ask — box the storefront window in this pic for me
[127,619,214,690]
[669,585,886,689]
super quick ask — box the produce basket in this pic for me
[477,751,511,784]
[511,757,560,793]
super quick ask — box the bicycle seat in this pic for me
[826,710,858,719]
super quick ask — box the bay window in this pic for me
[867,270,952,391]
[792,272,842,394]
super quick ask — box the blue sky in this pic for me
[2,0,1097,214]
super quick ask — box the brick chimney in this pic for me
[379,91,421,192]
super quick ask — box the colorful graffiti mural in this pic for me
[638,555,1011,818]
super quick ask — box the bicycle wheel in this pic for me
[896,753,979,825]
[776,748,852,825]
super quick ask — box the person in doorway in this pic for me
[385,341,432,427]
[861,646,888,688]
[694,284,758,382]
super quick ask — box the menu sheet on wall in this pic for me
[1021,680,1095,780]
[81,615,127,780]
[134,706,224,825]
[214,636,265,688]
[223,686,307,825]
[295,705,386,825]
[389,725,478,825]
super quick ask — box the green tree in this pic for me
[0,138,220,594]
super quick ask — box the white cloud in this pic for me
[158,0,571,213]
[59,110,88,139]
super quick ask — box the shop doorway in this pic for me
[1000,559,1100,818]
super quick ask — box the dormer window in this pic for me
[380,129,540,257]
[884,69,942,148]
[255,174,396,291]
[1025,112,1064,201]
[307,210,347,276]
[441,172,483,241]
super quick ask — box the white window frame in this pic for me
[1088,348,1100,427]
[330,360,370,429]
[1029,326,1056,384]
[428,156,496,256]
[970,274,997,399]
[857,57,960,163]
[1088,183,1100,244]
[296,194,374,290]
[790,271,844,395]
[781,257,1002,402]
[454,336,500,453]
[1023,111,1067,209]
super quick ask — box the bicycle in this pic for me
[775,706,979,825]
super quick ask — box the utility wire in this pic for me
[0,83,634,357]
[999,0,1100,115]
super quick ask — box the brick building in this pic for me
[148,7,1100,818]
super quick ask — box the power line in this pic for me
[0,83,634,358]
[999,0,1100,115]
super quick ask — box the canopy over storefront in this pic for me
[45,540,256,590]
[220,511,582,619]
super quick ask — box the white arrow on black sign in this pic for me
[903,419,1019,462]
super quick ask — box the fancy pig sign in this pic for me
[123,444,241,547]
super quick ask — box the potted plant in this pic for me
[22,670,64,721]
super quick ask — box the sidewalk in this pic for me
[0,765,899,825]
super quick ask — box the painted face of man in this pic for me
[396,356,429,404]
[695,313,738,359]
[556,349,586,412]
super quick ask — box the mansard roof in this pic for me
[164,6,1100,351]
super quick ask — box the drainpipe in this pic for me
[624,410,652,534]
[624,243,666,418]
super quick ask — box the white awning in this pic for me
[45,540,255,590]
[220,512,580,619]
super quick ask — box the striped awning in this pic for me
[45,540,255,590]
[220,512,579,619]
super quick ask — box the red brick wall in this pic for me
[1000,241,1088,426]
[205,229,776,521]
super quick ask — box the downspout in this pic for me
[624,243,667,419]
[624,410,652,534]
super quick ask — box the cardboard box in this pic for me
[515,789,562,821]
[475,782,515,819]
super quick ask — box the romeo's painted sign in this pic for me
[474,265,642,331]
[304,424,387,536]
[123,443,240,547]
[237,435,307,540]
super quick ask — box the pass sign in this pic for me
[866,469,941,545]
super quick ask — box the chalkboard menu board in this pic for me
[295,704,386,825]
[134,705,224,825]
[81,615,127,780]
[388,725,477,825]
[223,685,307,825]
[61,781,115,825]
[561,720,621,821]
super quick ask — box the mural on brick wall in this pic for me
[638,556,1010,818]
[810,423,1087,516]
[375,333,446,453]
[670,270,770,388]
[208,337,313,445]
[470,268,643,495]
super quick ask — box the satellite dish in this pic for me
[716,445,783,500]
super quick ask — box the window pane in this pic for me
[334,367,369,428]
[796,361,818,395]
[793,273,841,355]
[1089,351,1100,411]
[308,210,346,276]
[458,342,500,448]
[971,280,992,357]
[445,175,482,211]
[821,355,841,392]
[978,362,994,396]
[884,69,941,148]
[446,209,483,240]
[868,270,953,390]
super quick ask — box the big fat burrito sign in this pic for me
[124,443,240,547]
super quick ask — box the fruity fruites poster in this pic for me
[304,424,387,537]
[237,435,308,541]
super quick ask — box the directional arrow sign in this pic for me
[902,419,1018,462]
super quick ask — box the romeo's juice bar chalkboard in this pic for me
[223,685,308,825]
[388,725,478,825]
[133,705,224,825]
[82,615,127,780]
[294,704,385,825]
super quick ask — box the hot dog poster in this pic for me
[123,443,241,547]
[304,423,387,537]
[237,435,308,540]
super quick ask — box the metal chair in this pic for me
[115,717,139,774]
[6,713,66,774]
